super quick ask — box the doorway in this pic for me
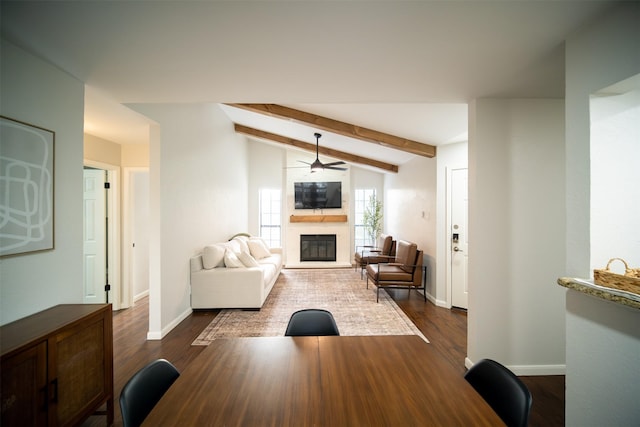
[83,161,121,308]
[83,168,107,303]
[123,168,150,307]
[449,168,469,309]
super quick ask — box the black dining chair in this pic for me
[464,358,533,427]
[285,308,340,336]
[120,358,180,427]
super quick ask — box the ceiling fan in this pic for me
[300,133,347,172]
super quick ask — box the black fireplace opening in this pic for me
[300,234,337,262]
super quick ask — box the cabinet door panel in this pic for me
[51,316,106,426]
[1,342,48,427]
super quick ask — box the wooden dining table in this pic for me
[143,335,504,426]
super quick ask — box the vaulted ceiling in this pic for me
[225,103,437,173]
[1,1,618,172]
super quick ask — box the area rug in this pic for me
[192,268,428,345]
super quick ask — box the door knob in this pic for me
[453,247,463,252]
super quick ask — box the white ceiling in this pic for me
[1,0,618,167]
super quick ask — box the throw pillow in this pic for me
[237,251,260,267]
[233,236,251,255]
[248,238,271,259]
[224,239,242,254]
[223,249,245,268]
[202,244,225,269]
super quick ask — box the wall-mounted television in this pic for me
[294,181,342,209]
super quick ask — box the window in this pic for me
[259,189,281,247]
[354,188,377,248]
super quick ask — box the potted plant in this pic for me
[363,195,383,246]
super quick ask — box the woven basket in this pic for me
[593,258,640,294]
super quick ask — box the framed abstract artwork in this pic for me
[0,116,55,257]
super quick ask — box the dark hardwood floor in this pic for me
[388,288,565,427]
[85,272,564,426]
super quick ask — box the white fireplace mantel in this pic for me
[285,220,351,269]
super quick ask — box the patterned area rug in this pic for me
[192,268,428,345]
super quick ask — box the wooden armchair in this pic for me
[354,234,396,278]
[366,240,426,302]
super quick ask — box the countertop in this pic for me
[557,277,640,310]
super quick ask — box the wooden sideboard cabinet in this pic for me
[1,304,114,426]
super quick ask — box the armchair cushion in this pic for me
[378,234,393,255]
[392,240,417,273]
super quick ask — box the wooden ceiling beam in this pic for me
[235,124,399,173]
[226,103,437,158]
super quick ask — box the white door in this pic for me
[83,169,107,303]
[451,168,469,309]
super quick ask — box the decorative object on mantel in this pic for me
[290,214,348,223]
[593,258,640,294]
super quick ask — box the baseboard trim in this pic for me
[146,307,193,340]
[509,364,566,376]
[134,289,149,302]
[464,357,565,376]
[422,291,448,308]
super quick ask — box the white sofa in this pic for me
[190,236,283,309]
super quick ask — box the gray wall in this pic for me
[564,4,640,425]
[1,39,85,325]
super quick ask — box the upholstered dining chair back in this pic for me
[464,358,532,427]
[120,359,180,427]
[285,309,340,336]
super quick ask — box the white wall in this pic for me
[127,103,249,338]
[590,89,640,269]
[131,170,150,300]
[435,141,468,307]
[468,98,566,374]
[0,39,85,325]
[247,139,286,238]
[564,3,640,425]
[384,156,437,291]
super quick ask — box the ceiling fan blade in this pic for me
[324,165,348,171]
[297,160,311,165]
[322,161,346,167]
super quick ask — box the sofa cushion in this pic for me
[261,263,277,286]
[237,251,260,267]
[224,249,245,268]
[248,238,271,259]
[203,244,225,269]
